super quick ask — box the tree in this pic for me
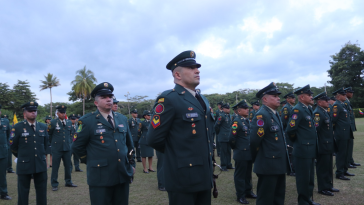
[40,73,60,117]
[71,66,97,115]
[9,80,37,118]
[328,41,364,107]
[0,83,12,110]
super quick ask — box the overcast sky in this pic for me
[1,0,363,105]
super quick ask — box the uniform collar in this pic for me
[185,87,196,97]
[27,121,36,131]
[99,110,113,121]
[265,105,277,114]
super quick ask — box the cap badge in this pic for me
[104,83,108,87]
[30,102,34,105]
[190,51,195,57]
[62,105,64,108]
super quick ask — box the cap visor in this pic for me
[178,61,201,68]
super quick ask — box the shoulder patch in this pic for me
[290,120,295,127]
[327,108,330,112]
[77,124,82,133]
[155,104,164,114]
[292,114,298,120]
[151,115,160,129]
[256,115,263,119]
[257,119,264,127]
[232,123,238,129]
[158,98,164,103]
[294,109,299,113]
[78,120,82,125]
[257,128,264,137]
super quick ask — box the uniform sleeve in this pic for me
[72,120,91,164]
[229,119,239,149]
[331,104,339,123]
[250,114,267,162]
[10,125,20,158]
[146,96,175,153]
[280,107,289,128]
[48,120,55,144]
[214,114,223,134]
[286,109,302,142]
[6,122,11,145]
[125,119,134,151]
[44,124,49,152]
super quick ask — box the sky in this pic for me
[1,0,363,105]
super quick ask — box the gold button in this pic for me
[64,136,65,138]
[114,131,116,133]
[189,164,192,166]
[63,140,65,142]
[118,159,121,162]
[33,134,35,136]
[34,141,36,143]
[35,154,37,157]
[207,128,208,131]
[205,115,207,118]
[117,149,120,152]
[55,142,57,143]
[35,148,37,150]
[244,148,246,150]
[115,140,118,142]
[273,156,275,158]
[97,164,100,167]
[210,152,211,155]
[307,143,309,144]
[22,160,24,162]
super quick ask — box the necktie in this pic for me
[62,121,65,127]
[195,93,207,112]
[31,124,35,132]
[107,115,114,129]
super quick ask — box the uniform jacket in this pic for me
[139,120,150,145]
[286,102,318,159]
[214,112,231,142]
[48,118,73,152]
[215,109,222,122]
[249,110,256,122]
[313,106,335,155]
[280,103,294,130]
[11,120,48,174]
[250,105,290,175]
[72,110,134,186]
[229,116,251,161]
[146,84,214,193]
[344,98,356,133]
[0,118,10,159]
[128,117,141,142]
[332,100,350,141]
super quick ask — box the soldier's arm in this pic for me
[125,119,134,151]
[146,96,175,153]
[280,107,288,128]
[72,120,91,163]
[48,121,55,144]
[331,104,339,123]
[285,110,302,142]
[229,119,239,149]
[249,114,266,162]
[6,121,11,143]
[214,114,223,134]
[10,125,20,158]
[43,124,49,152]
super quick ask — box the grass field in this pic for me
[3,119,364,205]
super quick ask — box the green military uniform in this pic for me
[156,150,165,190]
[248,109,256,122]
[146,51,213,205]
[344,87,359,167]
[215,103,233,170]
[250,82,290,205]
[313,92,338,196]
[128,109,141,162]
[0,105,11,200]
[280,92,295,176]
[332,88,352,179]
[69,114,82,172]
[72,82,135,205]
[229,100,255,204]
[286,85,319,205]
[48,105,75,189]
[45,115,52,156]
[2,115,14,174]
[139,111,154,158]
[11,102,48,205]
[215,101,223,157]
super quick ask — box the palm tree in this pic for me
[40,73,60,116]
[71,66,97,115]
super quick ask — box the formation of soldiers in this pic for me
[0,50,361,205]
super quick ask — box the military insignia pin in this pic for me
[257,128,264,137]
[190,51,195,57]
[290,120,295,127]
[292,114,298,120]
[158,98,164,103]
[104,83,108,87]
[191,123,196,128]
[188,107,193,111]
[192,129,196,134]
[155,104,164,114]
[30,102,34,105]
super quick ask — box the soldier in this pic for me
[146,50,214,205]
[332,88,354,180]
[286,85,320,205]
[1,115,14,174]
[230,100,257,204]
[0,105,11,200]
[72,82,135,204]
[215,103,234,171]
[45,115,52,168]
[280,92,296,176]
[344,87,360,168]
[69,114,82,172]
[231,104,239,120]
[139,110,155,173]
[112,96,119,112]
[48,105,77,191]
[280,100,286,110]
[328,97,336,114]
[249,100,260,121]
[128,109,142,162]
[11,102,48,205]
[250,82,290,205]
[215,101,223,157]
[313,92,340,196]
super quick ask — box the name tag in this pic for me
[270,125,279,132]
[325,120,330,124]
[186,113,198,118]
[22,133,29,137]
[39,130,44,133]
[118,124,124,127]
[96,129,106,133]
[306,116,311,120]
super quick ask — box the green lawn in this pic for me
[3,119,364,205]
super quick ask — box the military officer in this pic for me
[286,85,320,205]
[48,105,77,191]
[1,115,14,174]
[250,82,290,205]
[280,100,286,110]
[229,100,257,204]
[231,104,239,120]
[72,82,135,205]
[11,102,48,205]
[332,88,354,180]
[344,87,360,168]
[146,50,214,205]
[215,101,223,157]
[328,97,335,115]
[313,92,339,196]
[45,115,52,168]
[0,105,11,200]
[139,110,155,173]
[128,109,141,162]
[215,103,234,171]
[280,91,296,176]
[248,100,260,121]
[69,114,82,172]
[112,96,119,112]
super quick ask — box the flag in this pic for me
[13,113,18,125]
[65,114,68,120]
[359,109,364,115]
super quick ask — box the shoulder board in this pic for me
[256,115,263,119]
[333,105,337,108]
[284,108,287,110]
[294,109,299,113]
[315,114,319,116]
